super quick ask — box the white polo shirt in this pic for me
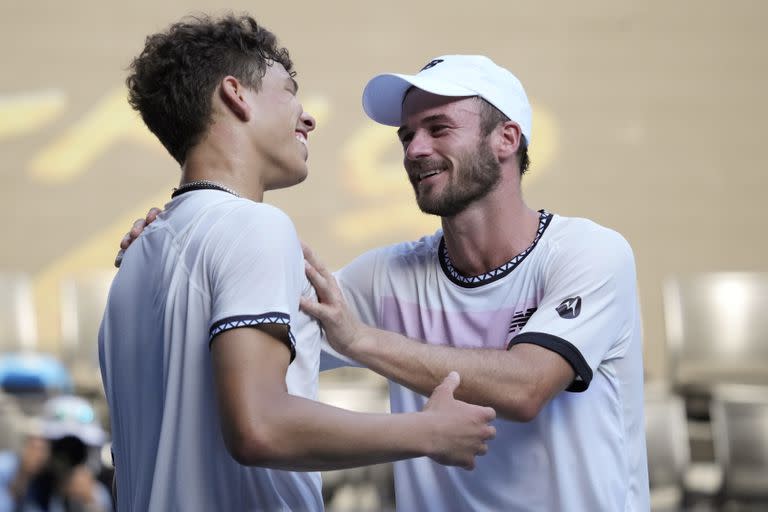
[327,211,649,512]
[99,190,323,512]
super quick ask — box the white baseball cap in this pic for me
[362,55,532,143]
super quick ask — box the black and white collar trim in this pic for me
[439,210,553,288]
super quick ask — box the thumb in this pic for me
[437,371,460,396]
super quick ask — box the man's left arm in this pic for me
[301,230,637,422]
[333,325,574,422]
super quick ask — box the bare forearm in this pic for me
[347,327,559,421]
[234,394,432,471]
[213,322,494,472]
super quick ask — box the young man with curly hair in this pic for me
[99,15,495,512]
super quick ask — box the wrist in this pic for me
[399,412,436,458]
[345,324,376,361]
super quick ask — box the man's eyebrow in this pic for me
[397,114,452,139]
[421,114,451,124]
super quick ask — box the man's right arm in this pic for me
[115,207,496,470]
[212,324,495,471]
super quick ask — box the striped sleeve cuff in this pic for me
[507,331,592,392]
[209,313,296,363]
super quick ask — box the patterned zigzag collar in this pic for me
[438,210,553,288]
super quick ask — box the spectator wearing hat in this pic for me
[17,395,112,512]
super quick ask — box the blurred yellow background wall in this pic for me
[1,0,766,380]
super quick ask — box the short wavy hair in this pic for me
[127,14,293,165]
[476,98,530,175]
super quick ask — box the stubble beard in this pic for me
[409,138,501,218]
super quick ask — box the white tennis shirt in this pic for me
[326,211,650,511]
[99,190,323,511]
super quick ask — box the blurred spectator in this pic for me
[2,395,112,512]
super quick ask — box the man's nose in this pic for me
[300,111,316,132]
[405,131,433,160]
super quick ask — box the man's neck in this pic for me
[180,133,266,202]
[440,184,540,277]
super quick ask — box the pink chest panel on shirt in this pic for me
[380,296,538,349]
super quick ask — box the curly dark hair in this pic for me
[476,98,530,175]
[126,14,294,165]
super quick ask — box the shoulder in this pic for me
[545,215,633,258]
[201,200,299,244]
[342,230,442,273]
[214,200,295,229]
[198,201,301,271]
[539,215,636,280]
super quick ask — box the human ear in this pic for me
[496,121,522,160]
[219,76,251,122]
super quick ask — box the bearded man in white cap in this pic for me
[301,55,650,511]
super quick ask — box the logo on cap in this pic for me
[420,59,444,71]
[556,297,582,319]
